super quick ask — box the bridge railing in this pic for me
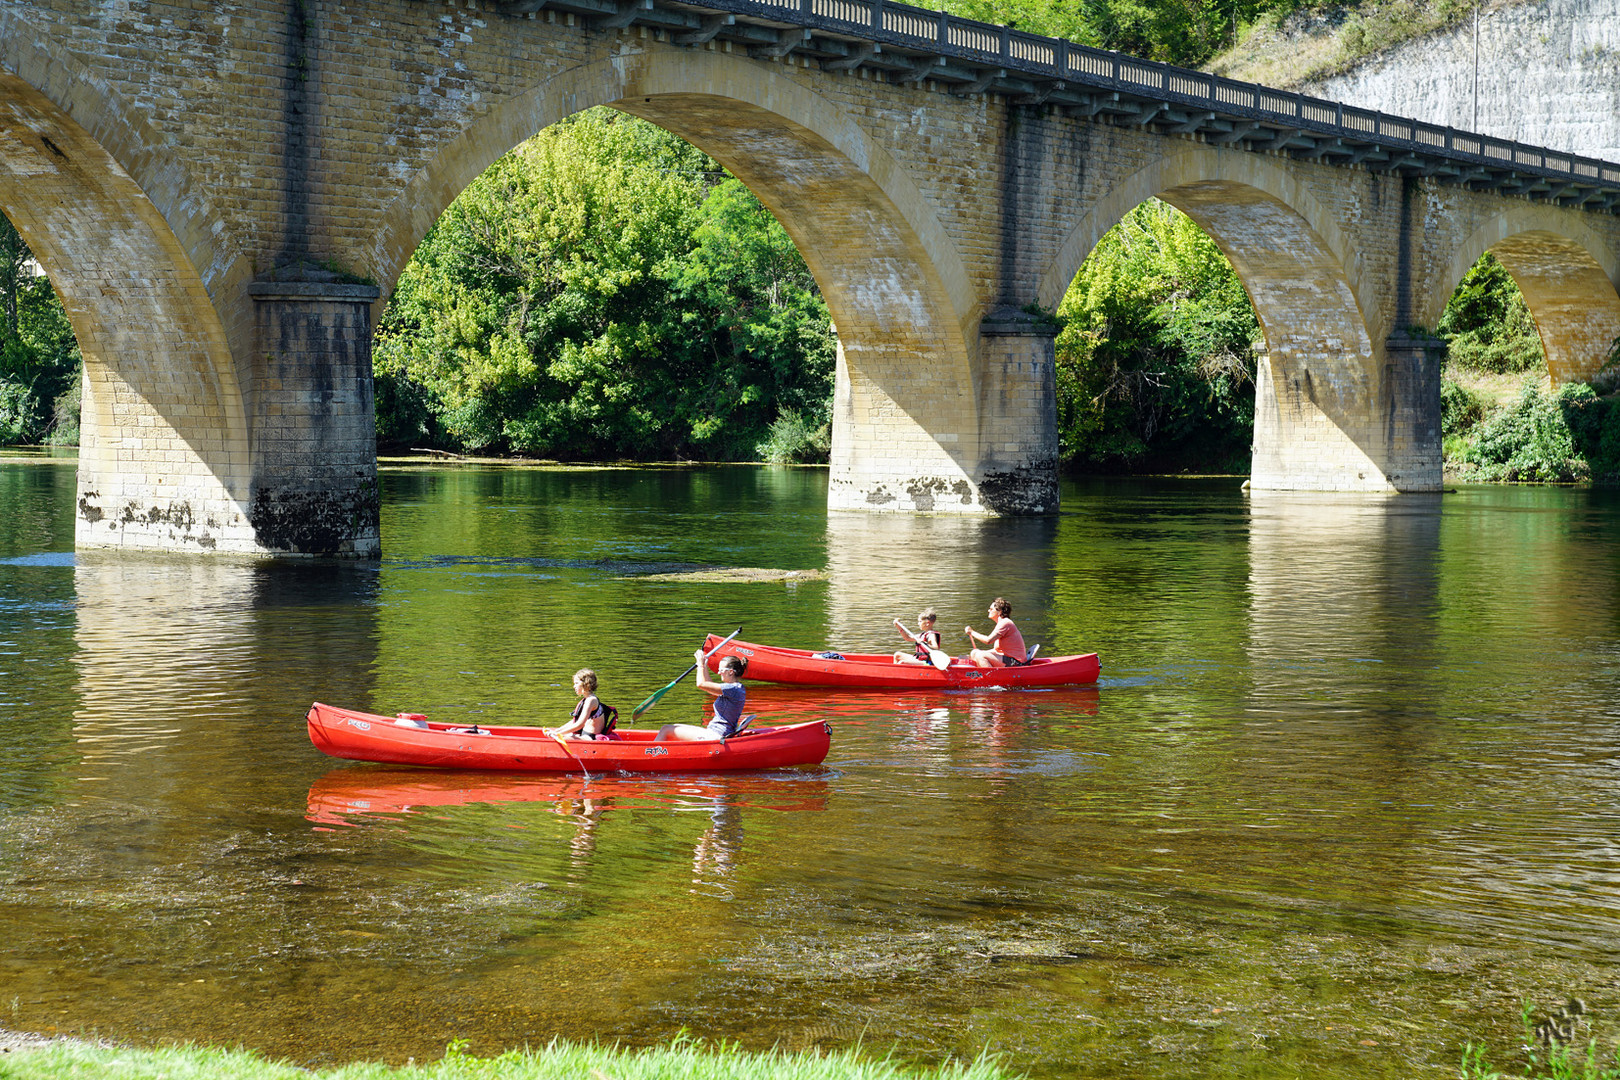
[686,0,1620,193]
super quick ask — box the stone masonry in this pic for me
[4,1,1620,553]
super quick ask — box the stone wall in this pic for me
[1304,0,1620,163]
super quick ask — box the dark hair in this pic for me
[718,654,747,677]
[990,597,1012,618]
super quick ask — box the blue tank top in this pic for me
[712,682,746,731]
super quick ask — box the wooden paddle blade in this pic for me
[928,648,951,671]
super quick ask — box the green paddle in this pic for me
[631,627,743,720]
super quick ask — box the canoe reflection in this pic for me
[306,766,830,827]
[742,685,1102,722]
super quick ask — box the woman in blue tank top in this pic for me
[655,650,748,741]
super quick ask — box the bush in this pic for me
[756,408,830,464]
[45,375,79,445]
[1441,376,1489,437]
[0,376,38,443]
[1055,199,1258,473]
[1558,381,1620,485]
[1438,254,1544,374]
[1454,380,1586,483]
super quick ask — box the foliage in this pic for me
[0,375,38,443]
[0,1034,1014,1080]
[939,0,1295,67]
[1437,253,1544,375]
[1054,198,1258,472]
[1451,380,1589,483]
[756,407,832,463]
[374,109,833,462]
[0,213,82,446]
[1440,375,1489,438]
[1460,1001,1620,1080]
[1556,381,1620,485]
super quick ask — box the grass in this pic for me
[1207,0,1511,89]
[1462,1042,1620,1080]
[0,1034,1017,1080]
[1448,366,1547,412]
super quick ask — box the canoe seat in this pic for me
[1027,644,1040,661]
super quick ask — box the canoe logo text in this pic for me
[645,746,668,757]
[736,647,754,656]
[345,718,372,731]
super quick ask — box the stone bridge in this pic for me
[5,0,1620,554]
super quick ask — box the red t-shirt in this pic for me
[986,618,1026,662]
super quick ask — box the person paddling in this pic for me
[965,597,1027,669]
[655,650,747,742]
[893,608,944,666]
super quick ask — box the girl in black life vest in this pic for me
[553,668,612,740]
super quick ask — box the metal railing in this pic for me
[683,0,1620,193]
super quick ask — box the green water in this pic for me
[3,455,1620,1078]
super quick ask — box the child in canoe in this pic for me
[553,668,619,740]
[893,608,944,666]
[656,649,748,742]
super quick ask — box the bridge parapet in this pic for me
[493,0,1620,211]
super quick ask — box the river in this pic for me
[2,453,1618,1078]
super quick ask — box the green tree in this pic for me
[374,109,833,462]
[1436,252,1543,374]
[0,214,80,445]
[1054,199,1258,472]
[939,0,1284,66]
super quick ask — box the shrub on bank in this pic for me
[756,407,831,464]
[1452,380,1587,483]
[0,1035,1013,1080]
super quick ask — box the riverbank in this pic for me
[0,1032,1012,1080]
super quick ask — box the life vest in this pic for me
[914,629,942,662]
[571,698,620,739]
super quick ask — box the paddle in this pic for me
[895,618,951,670]
[548,730,591,778]
[631,627,743,720]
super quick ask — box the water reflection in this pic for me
[16,467,1620,1079]
[821,509,1060,656]
[1244,491,1443,709]
[71,554,380,778]
[307,767,829,826]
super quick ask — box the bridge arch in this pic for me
[372,47,993,510]
[1037,147,1423,491]
[0,45,256,549]
[1433,210,1620,385]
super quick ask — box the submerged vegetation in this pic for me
[0,1034,1014,1080]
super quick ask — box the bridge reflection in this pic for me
[69,552,379,790]
[1244,490,1443,712]
[821,509,1059,656]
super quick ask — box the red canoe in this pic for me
[306,702,832,773]
[702,634,1101,690]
